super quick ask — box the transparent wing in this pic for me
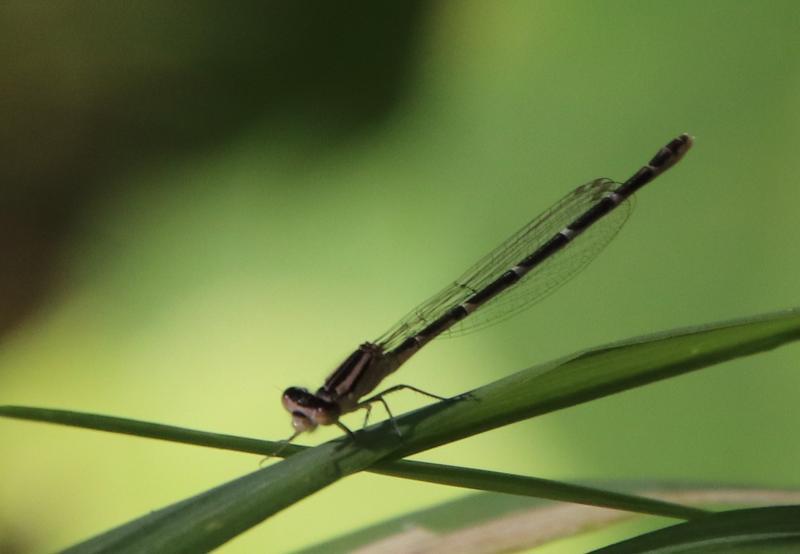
[376,178,631,349]
[443,195,632,336]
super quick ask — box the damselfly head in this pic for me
[282,386,342,433]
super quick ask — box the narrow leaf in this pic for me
[591,505,800,553]
[2,308,798,552]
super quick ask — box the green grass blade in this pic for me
[591,505,800,553]
[58,439,381,553]
[386,307,800,458]
[0,407,705,525]
[369,459,707,519]
[0,405,279,454]
[297,488,800,554]
[3,307,799,552]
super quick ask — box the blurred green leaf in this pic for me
[297,487,800,554]
[592,506,800,553]
[3,307,800,552]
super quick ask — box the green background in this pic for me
[1,2,799,552]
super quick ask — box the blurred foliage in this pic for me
[1,1,799,553]
[0,1,426,337]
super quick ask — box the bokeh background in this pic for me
[2,2,799,552]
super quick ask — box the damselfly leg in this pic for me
[358,385,448,435]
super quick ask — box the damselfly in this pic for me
[282,134,693,439]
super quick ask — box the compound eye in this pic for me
[291,412,317,433]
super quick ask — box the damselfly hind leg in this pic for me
[367,384,448,403]
[357,384,447,436]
